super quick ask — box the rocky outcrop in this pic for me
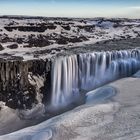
[56,35,88,45]
[0,59,51,109]
[4,26,47,32]
[4,25,57,32]
[25,34,52,47]
[77,25,95,32]
[0,44,4,51]
[7,44,18,49]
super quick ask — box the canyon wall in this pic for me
[0,59,51,109]
[0,49,140,110]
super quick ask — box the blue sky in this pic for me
[0,0,140,18]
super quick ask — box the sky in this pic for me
[0,0,140,18]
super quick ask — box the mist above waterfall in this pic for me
[51,49,140,108]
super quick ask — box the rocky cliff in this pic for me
[0,59,51,109]
[0,31,140,110]
[0,16,140,138]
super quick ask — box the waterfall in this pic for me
[51,49,140,107]
[51,55,79,108]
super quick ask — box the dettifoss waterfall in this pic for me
[51,49,140,108]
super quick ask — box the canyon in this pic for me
[0,17,140,139]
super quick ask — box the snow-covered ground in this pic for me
[0,17,140,60]
[0,71,140,140]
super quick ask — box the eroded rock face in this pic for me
[0,59,51,109]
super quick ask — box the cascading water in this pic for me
[79,50,140,90]
[51,55,79,108]
[51,49,140,108]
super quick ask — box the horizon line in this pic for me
[0,14,139,20]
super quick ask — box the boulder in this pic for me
[7,44,18,49]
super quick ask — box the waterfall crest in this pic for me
[51,50,140,107]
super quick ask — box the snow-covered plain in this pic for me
[0,72,140,140]
[0,17,140,60]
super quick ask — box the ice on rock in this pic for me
[86,86,116,104]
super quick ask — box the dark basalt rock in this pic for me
[0,32,88,48]
[0,59,51,109]
[0,35,14,43]
[4,24,57,33]
[7,44,18,49]
[25,34,52,47]
[4,84,37,109]
[46,25,57,30]
[0,44,4,51]
[56,36,68,44]
[16,38,24,44]
[56,35,88,45]
[62,25,71,30]
[69,36,88,43]
[4,26,48,32]
[77,25,95,32]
